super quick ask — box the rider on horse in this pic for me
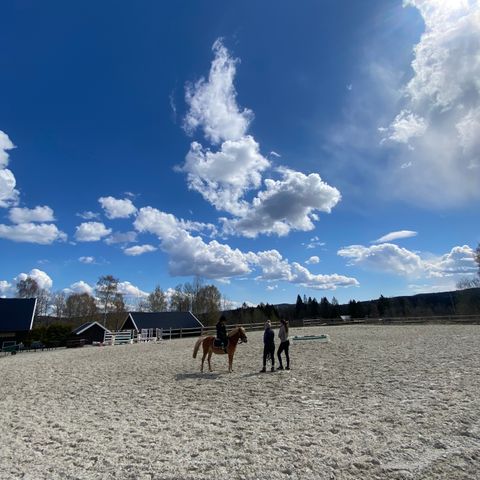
[216,315,228,353]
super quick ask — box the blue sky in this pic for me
[1,0,479,307]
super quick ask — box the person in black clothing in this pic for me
[260,320,275,372]
[216,316,228,353]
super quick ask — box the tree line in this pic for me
[15,274,225,329]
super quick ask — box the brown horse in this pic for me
[193,327,248,373]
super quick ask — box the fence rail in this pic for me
[303,314,480,327]
[100,315,479,345]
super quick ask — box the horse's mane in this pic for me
[228,326,245,337]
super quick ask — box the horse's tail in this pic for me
[193,337,205,358]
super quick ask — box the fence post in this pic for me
[180,328,183,338]
[169,327,172,340]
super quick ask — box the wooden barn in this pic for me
[70,321,111,345]
[0,298,37,345]
[121,311,204,338]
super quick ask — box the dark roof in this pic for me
[71,321,111,335]
[124,311,204,331]
[0,298,37,332]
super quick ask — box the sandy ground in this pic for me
[1,324,479,480]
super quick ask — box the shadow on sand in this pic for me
[175,372,220,381]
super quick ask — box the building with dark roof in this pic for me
[71,321,111,344]
[121,311,203,336]
[0,298,37,345]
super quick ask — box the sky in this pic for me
[1,0,479,308]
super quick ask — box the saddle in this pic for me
[214,338,227,349]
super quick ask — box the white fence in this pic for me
[104,330,134,345]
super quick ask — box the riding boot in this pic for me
[260,367,266,373]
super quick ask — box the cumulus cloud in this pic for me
[180,40,341,238]
[338,242,477,279]
[75,222,112,242]
[64,281,94,296]
[79,256,95,264]
[184,38,253,144]
[16,269,53,291]
[117,281,148,298]
[223,169,341,237]
[306,256,320,265]
[338,243,424,275]
[381,0,480,206]
[252,250,358,290]
[0,223,67,244]
[0,131,19,208]
[426,245,478,278]
[180,136,270,215]
[123,244,157,256]
[104,231,138,245]
[99,196,137,219]
[134,207,252,278]
[9,206,55,224]
[0,130,15,168]
[372,230,418,243]
[0,280,12,296]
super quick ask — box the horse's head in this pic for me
[238,327,248,344]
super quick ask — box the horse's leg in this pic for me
[228,350,233,373]
[201,344,207,373]
[207,349,213,372]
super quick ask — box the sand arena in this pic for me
[1,324,479,479]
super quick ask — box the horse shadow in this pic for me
[175,372,220,381]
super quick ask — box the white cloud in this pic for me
[75,222,112,242]
[338,243,425,275]
[0,280,12,296]
[0,169,18,208]
[266,285,278,291]
[9,206,55,224]
[0,131,18,208]
[372,230,418,243]
[104,231,138,245]
[0,223,67,244]
[0,130,15,168]
[64,281,94,296]
[338,242,477,279]
[252,250,358,290]
[224,169,341,237]
[79,256,95,264]
[184,39,253,144]
[180,136,270,216]
[426,245,478,278]
[77,211,100,220]
[134,207,252,278]
[134,206,357,290]
[98,196,137,219]
[15,269,53,291]
[383,110,427,144]
[123,244,157,256]
[381,0,480,206]
[180,39,342,239]
[306,256,320,265]
[117,281,148,298]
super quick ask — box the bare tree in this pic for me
[51,291,67,318]
[65,293,98,318]
[145,285,167,312]
[95,275,120,326]
[170,284,190,312]
[16,277,40,298]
